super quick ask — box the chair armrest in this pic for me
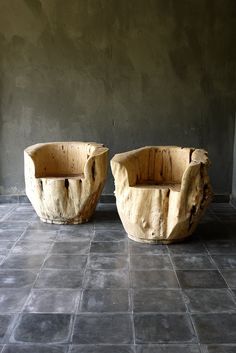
[110,151,141,187]
[84,146,109,183]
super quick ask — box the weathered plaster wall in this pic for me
[0,0,235,195]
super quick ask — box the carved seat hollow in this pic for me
[111,146,213,244]
[24,142,109,224]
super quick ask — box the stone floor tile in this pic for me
[131,270,179,288]
[168,242,207,255]
[0,289,30,313]
[221,271,236,288]
[0,223,28,231]
[10,313,72,343]
[192,314,236,343]
[212,255,236,269]
[0,230,24,241]
[0,315,15,343]
[205,241,236,255]
[134,314,196,343]
[130,255,172,270]
[79,289,130,312]
[200,345,236,353]
[2,345,68,353]
[50,242,90,255]
[176,270,227,288]
[0,242,15,256]
[83,270,129,289]
[24,289,80,313]
[20,230,57,242]
[183,289,236,313]
[1,254,46,269]
[0,270,37,288]
[132,289,186,312]
[129,242,168,255]
[43,255,87,270]
[72,314,133,344]
[171,255,215,270]
[90,241,127,254]
[35,270,83,289]
[70,345,135,353]
[87,254,128,270]
[12,241,51,255]
[135,345,201,353]
[93,229,126,242]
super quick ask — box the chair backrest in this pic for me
[26,142,99,178]
[134,146,192,185]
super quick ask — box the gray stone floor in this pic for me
[0,202,236,352]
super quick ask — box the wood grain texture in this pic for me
[111,146,213,243]
[24,142,108,224]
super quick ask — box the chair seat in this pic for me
[133,183,181,192]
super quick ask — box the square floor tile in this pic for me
[24,289,80,313]
[2,344,68,353]
[192,314,236,343]
[130,255,172,270]
[200,345,236,353]
[70,345,135,353]
[27,222,61,231]
[90,241,127,254]
[10,313,72,343]
[87,255,128,270]
[168,242,207,255]
[58,227,93,240]
[131,270,179,288]
[205,241,236,255]
[50,242,90,255]
[43,255,87,270]
[83,270,129,289]
[221,271,236,288]
[0,315,15,343]
[20,230,58,242]
[12,241,51,255]
[129,242,168,255]
[212,255,236,269]
[135,345,201,353]
[0,270,37,288]
[0,230,23,241]
[176,270,227,288]
[0,242,15,255]
[79,289,130,312]
[133,289,186,312]
[134,314,196,343]
[72,314,133,344]
[171,255,215,270]
[0,288,30,313]
[93,230,126,241]
[0,223,28,230]
[1,254,46,269]
[184,289,236,313]
[35,270,83,289]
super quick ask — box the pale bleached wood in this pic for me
[24,142,108,224]
[111,146,213,243]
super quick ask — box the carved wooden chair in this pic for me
[24,142,108,224]
[111,146,212,243]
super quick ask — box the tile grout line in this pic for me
[68,222,94,346]
[167,244,201,347]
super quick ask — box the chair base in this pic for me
[40,217,88,225]
[128,233,189,244]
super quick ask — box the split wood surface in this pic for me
[24,142,108,224]
[111,146,213,243]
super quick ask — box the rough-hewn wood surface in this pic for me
[111,146,213,244]
[24,142,108,224]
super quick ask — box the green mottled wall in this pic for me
[0,0,235,194]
